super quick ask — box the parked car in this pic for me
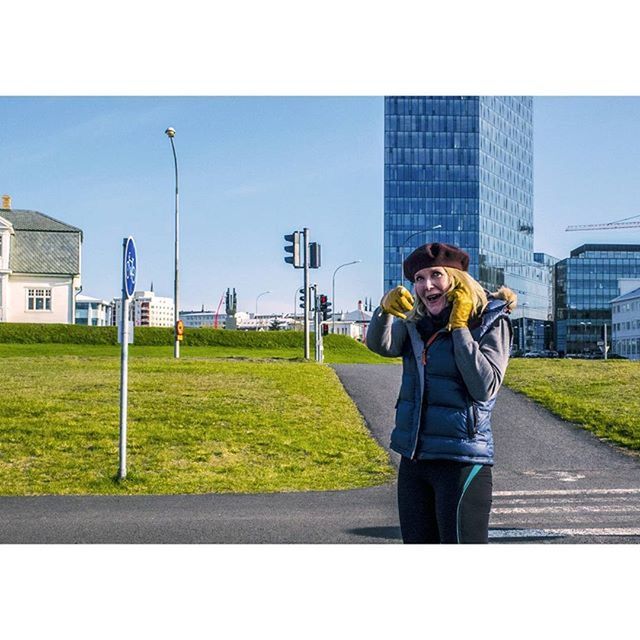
[524,351,542,358]
[540,349,559,358]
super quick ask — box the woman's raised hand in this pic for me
[380,286,415,319]
[447,282,474,330]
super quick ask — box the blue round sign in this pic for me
[124,237,137,299]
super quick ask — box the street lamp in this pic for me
[520,302,529,351]
[544,322,554,350]
[399,224,442,287]
[165,127,180,359]
[332,260,361,335]
[580,321,592,354]
[255,290,271,318]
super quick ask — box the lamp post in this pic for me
[165,127,180,359]
[580,321,592,354]
[332,260,361,335]
[520,301,529,352]
[544,322,553,350]
[399,224,442,287]
[255,290,271,318]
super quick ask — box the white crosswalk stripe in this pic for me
[489,487,640,539]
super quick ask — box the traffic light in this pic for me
[321,323,329,336]
[309,242,321,269]
[319,294,332,321]
[284,231,303,268]
[299,287,306,309]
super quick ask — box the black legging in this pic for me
[397,457,493,544]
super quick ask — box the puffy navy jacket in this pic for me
[367,298,512,465]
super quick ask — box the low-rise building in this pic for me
[75,294,112,326]
[236,313,295,331]
[180,309,227,328]
[0,195,82,324]
[611,281,640,360]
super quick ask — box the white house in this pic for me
[0,195,82,324]
[330,301,372,341]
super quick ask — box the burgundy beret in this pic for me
[403,242,470,282]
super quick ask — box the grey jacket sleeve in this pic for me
[451,317,512,402]
[365,306,408,357]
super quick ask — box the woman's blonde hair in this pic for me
[405,267,488,323]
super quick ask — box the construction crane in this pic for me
[566,214,640,231]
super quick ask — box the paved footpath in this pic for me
[335,364,640,543]
[1,364,638,543]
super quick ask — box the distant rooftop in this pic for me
[569,243,640,258]
[610,287,640,304]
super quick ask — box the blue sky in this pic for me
[1,96,639,315]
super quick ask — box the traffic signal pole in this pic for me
[316,293,324,363]
[303,227,310,360]
[312,285,320,363]
[284,227,318,362]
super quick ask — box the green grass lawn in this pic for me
[505,359,640,451]
[11,339,637,498]
[0,343,395,496]
[0,339,396,364]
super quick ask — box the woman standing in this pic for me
[366,242,516,544]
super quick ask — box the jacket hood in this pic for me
[489,286,517,312]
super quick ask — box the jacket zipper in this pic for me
[467,404,478,439]
[410,330,445,460]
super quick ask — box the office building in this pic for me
[114,290,174,328]
[554,244,640,355]
[384,96,549,328]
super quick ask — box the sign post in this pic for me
[118,236,136,481]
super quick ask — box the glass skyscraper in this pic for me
[555,244,640,355]
[384,96,548,323]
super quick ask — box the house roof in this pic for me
[0,209,82,234]
[0,209,82,275]
[610,287,640,304]
[338,309,373,322]
[77,294,111,305]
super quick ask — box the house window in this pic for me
[27,288,52,311]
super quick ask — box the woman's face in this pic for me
[414,266,451,316]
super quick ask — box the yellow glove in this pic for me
[380,286,415,319]
[447,282,474,330]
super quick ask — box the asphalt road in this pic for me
[1,363,638,544]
